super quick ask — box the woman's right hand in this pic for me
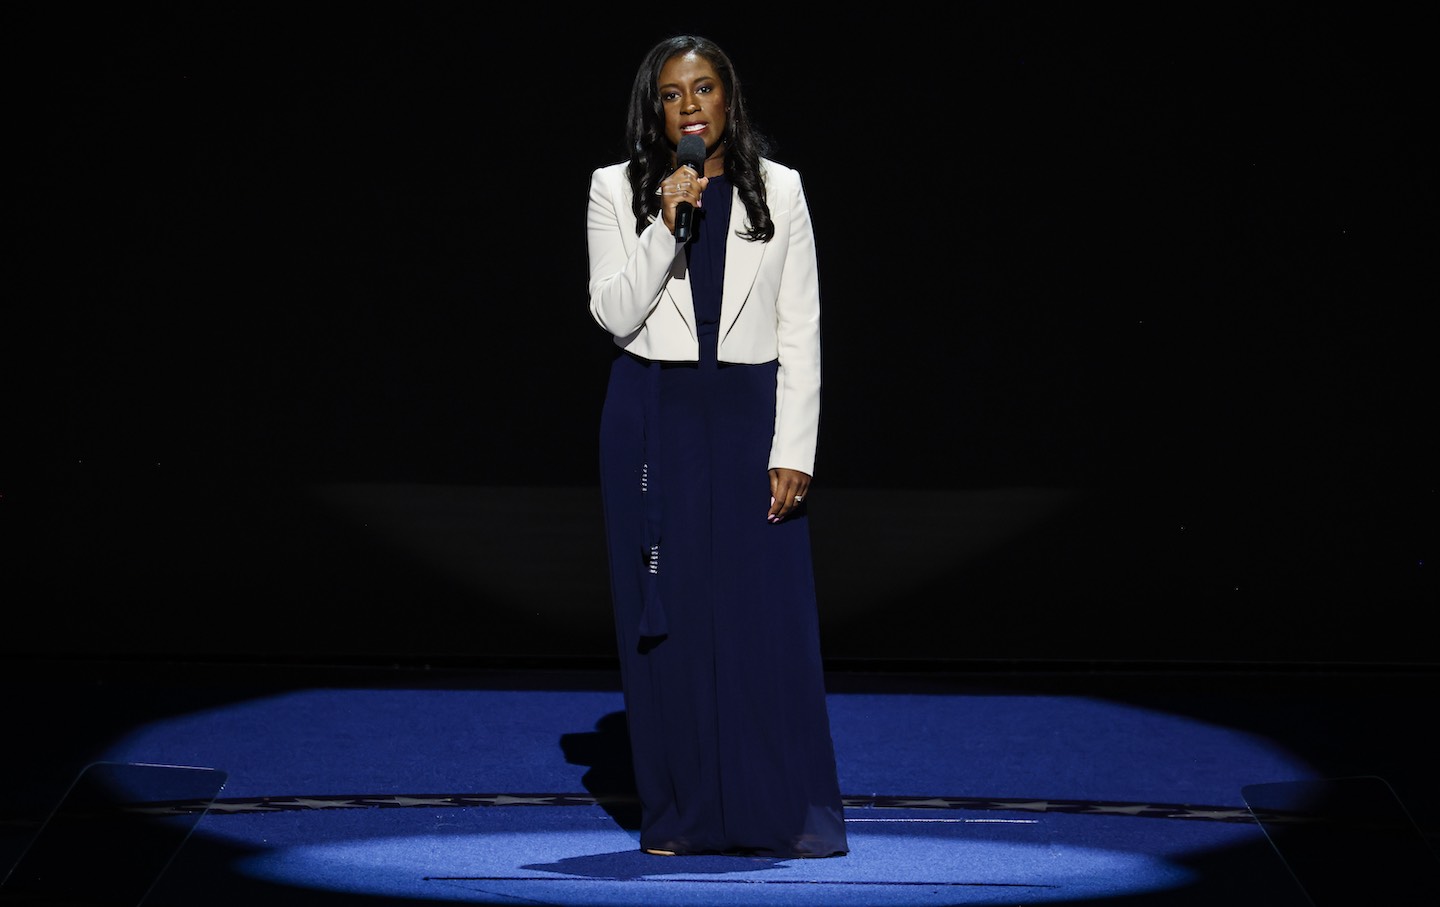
[658,166,708,235]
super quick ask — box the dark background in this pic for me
[6,5,1434,667]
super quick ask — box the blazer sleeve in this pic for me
[768,165,823,477]
[586,164,684,341]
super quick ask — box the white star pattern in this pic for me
[988,800,1063,812]
[285,798,371,810]
[193,800,285,814]
[486,795,561,806]
[1170,808,1255,821]
[1084,803,1161,815]
[888,798,959,808]
[116,792,1262,824]
[387,796,467,808]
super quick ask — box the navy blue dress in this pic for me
[598,175,848,858]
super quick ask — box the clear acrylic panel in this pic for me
[1,761,226,905]
[1242,775,1438,906]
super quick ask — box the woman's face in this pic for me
[658,51,728,165]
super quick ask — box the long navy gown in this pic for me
[597,175,848,858]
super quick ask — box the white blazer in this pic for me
[587,157,822,476]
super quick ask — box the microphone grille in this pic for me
[677,134,706,171]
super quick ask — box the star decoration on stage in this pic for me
[120,791,1274,824]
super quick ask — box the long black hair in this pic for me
[624,35,774,242]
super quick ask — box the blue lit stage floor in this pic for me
[2,660,1435,905]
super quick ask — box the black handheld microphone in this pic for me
[674,134,706,243]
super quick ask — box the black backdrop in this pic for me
[7,5,1434,666]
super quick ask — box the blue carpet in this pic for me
[4,665,1434,905]
[91,684,1313,903]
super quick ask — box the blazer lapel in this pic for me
[662,247,696,340]
[656,183,760,348]
[720,187,763,342]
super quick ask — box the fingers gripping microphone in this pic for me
[674,134,706,243]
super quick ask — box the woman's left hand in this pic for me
[768,467,811,523]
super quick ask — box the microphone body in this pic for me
[674,134,706,243]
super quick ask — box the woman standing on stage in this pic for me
[586,34,848,858]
